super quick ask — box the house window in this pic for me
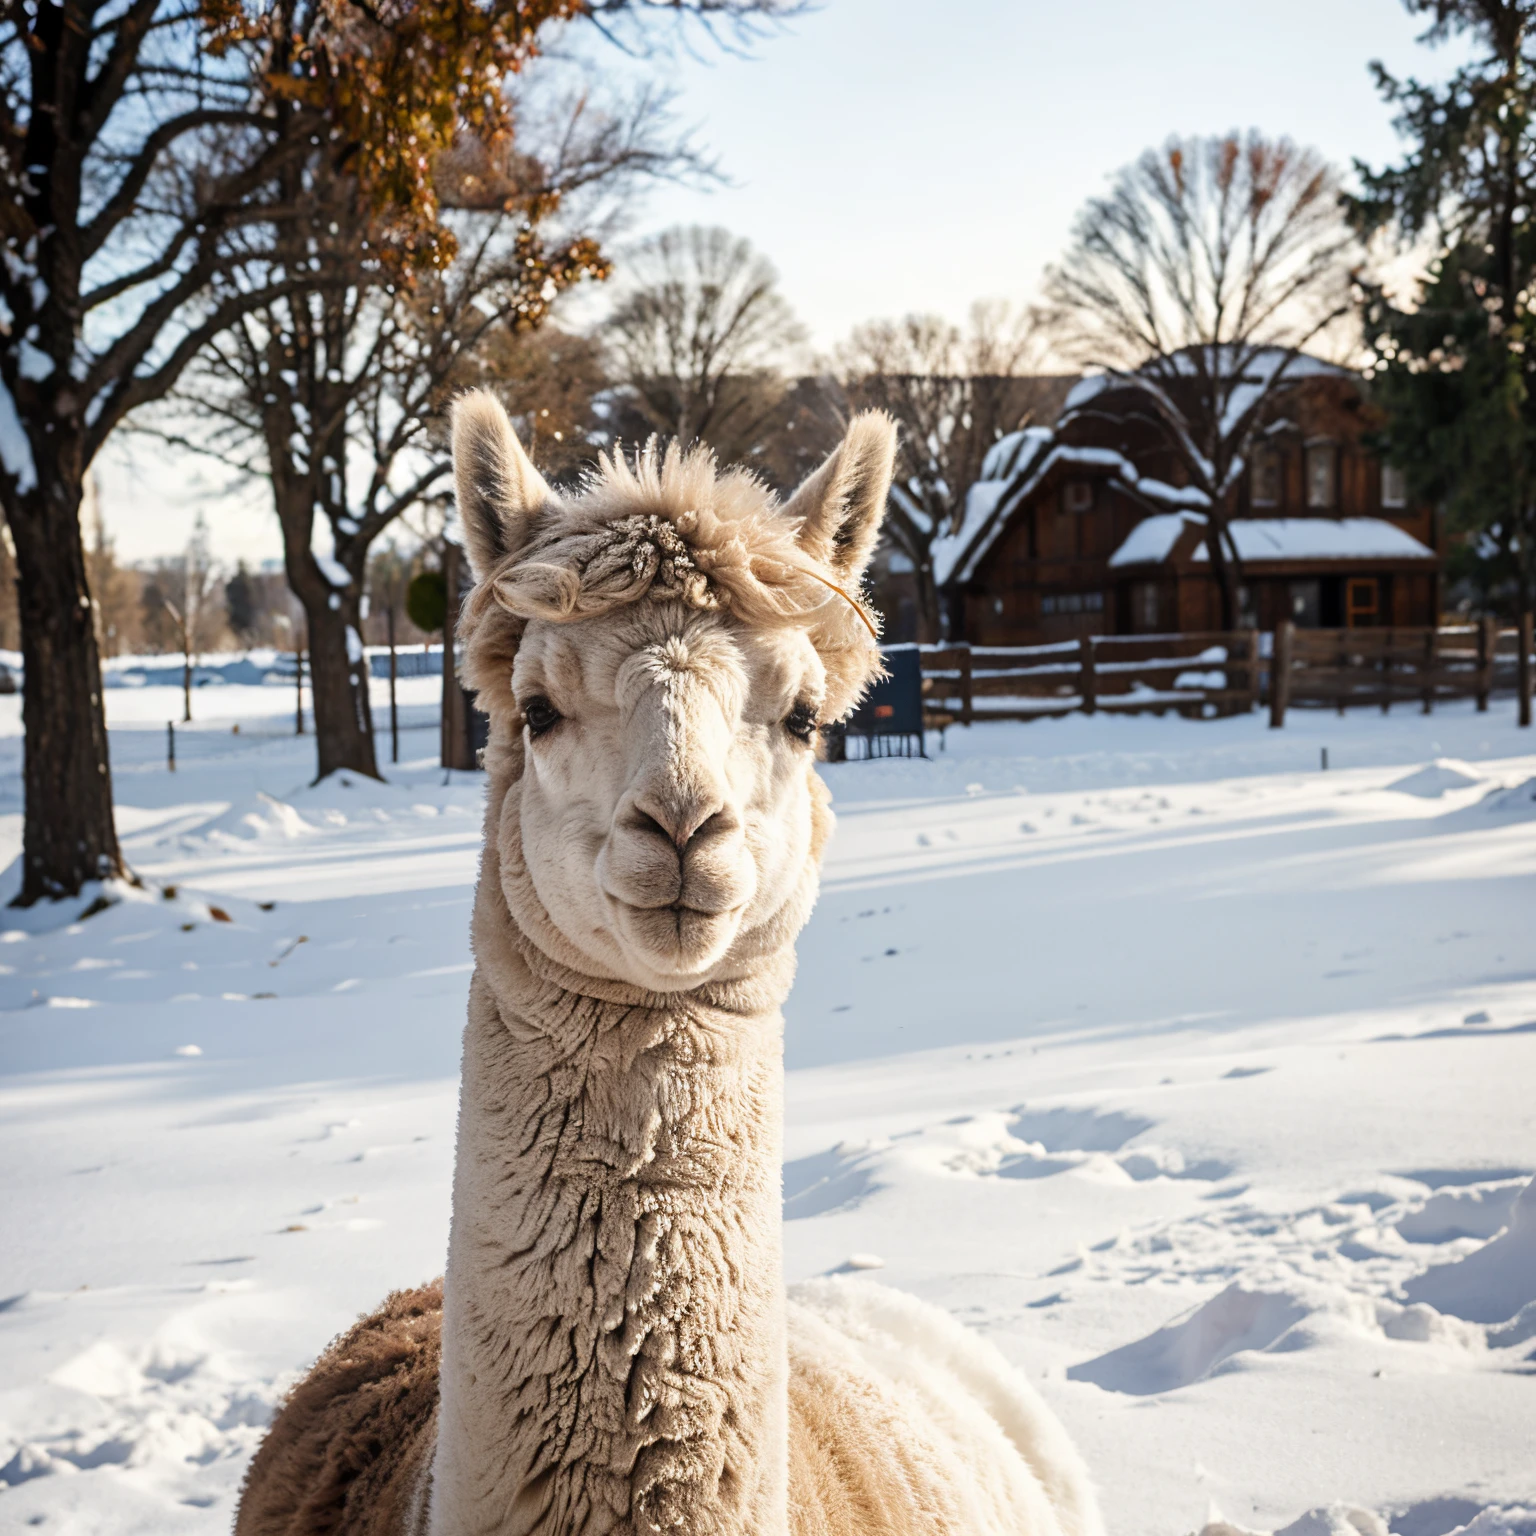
[1041,591,1105,616]
[1062,481,1094,513]
[1132,581,1160,631]
[1251,447,1282,508]
[1306,443,1337,509]
[1381,464,1408,509]
[1346,577,1379,626]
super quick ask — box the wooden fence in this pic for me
[920,632,1261,724]
[920,616,1534,731]
[1268,617,1530,725]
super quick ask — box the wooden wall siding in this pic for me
[1237,441,1435,545]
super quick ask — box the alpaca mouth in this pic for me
[612,897,741,972]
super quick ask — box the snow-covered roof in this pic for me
[1159,344,1348,381]
[1107,512,1208,568]
[1202,518,1436,563]
[935,478,1012,575]
[1063,348,1352,440]
[934,441,1151,586]
[979,426,1052,483]
[1109,515,1436,570]
[935,433,1213,587]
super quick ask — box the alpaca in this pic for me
[235,392,1104,1536]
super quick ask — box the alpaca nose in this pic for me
[628,794,727,854]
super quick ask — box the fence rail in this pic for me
[920,632,1261,724]
[919,618,1533,731]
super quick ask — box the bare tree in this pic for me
[603,226,807,462]
[0,0,772,902]
[1043,131,1358,625]
[81,479,142,659]
[144,85,687,781]
[834,302,1058,642]
[0,0,597,900]
[0,0,313,900]
[584,0,805,53]
[141,516,225,722]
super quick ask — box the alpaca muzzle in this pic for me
[598,787,757,973]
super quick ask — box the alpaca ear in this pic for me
[783,410,897,584]
[451,390,552,579]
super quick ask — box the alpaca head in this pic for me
[452,391,896,992]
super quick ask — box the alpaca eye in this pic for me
[522,696,561,738]
[784,701,818,743]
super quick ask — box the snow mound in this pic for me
[1403,1175,1536,1323]
[1201,1506,1387,1536]
[1067,1271,1491,1397]
[1440,1511,1536,1536]
[1483,776,1536,816]
[1395,1181,1525,1244]
[1386,759,1485,798]
[1067,1282,1315,1395]
[1488,1302,1536,1350]
[1211,1506,1536,1536]
[202,792,315,844]
[0,1327,280,1493]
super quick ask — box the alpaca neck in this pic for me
[429,859,797,1536]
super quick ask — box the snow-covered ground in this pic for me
[1,682,1534,1536]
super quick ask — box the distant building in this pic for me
[933,354,1440,644]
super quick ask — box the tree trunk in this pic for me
[1205,522,1241,630]
[296,584,380,781]
[6,459,126,904]
[914,560,942,644]
[272,472,380,782]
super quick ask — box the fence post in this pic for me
[1381,628,1393,715]
[1243,631,1260,712]
[958,645,973,727]
[387,600,400,765]
[1270,621,1293,729]
[1421,628,1435,715]
[167,720,176,771]
[1079,635,1097,715]
[1520,612,1533,728]
[1336,630,1347,716]
[1476,616,1495,711]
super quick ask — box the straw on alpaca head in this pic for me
[453,391,895,727]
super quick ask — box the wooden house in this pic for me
[933,355,1440,645]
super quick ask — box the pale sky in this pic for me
[99,0,1461,564]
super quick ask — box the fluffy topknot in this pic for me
[457,432,889,724]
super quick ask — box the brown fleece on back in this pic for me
[234,1284,442,1536]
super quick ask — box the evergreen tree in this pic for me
[226,565,259,646]
[1352,0,1536,615]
